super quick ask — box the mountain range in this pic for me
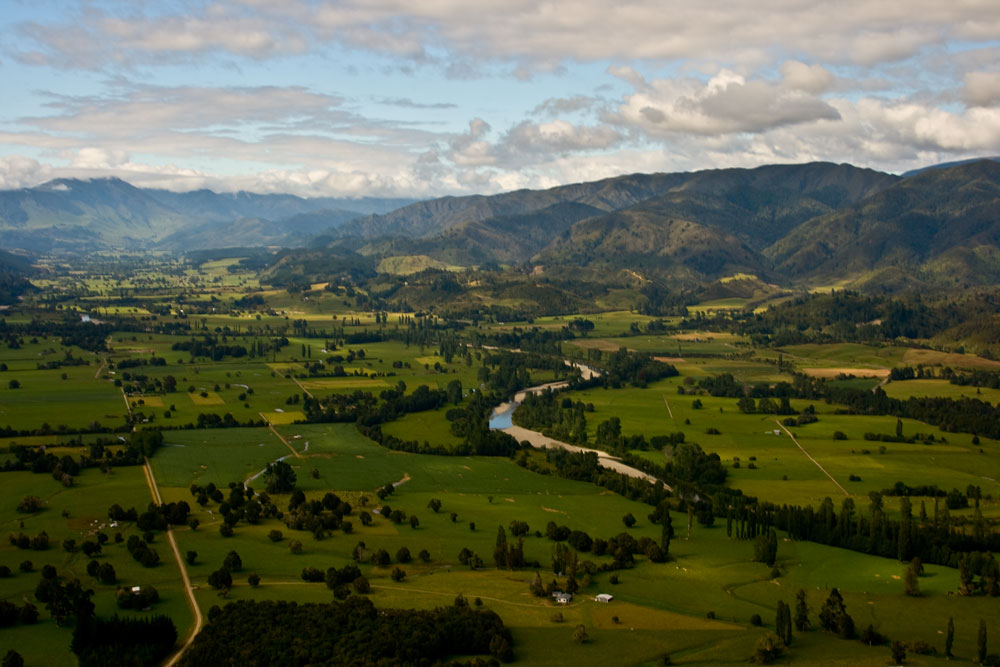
[0,177,414,253]
[1,159,999,292]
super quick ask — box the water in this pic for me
[488,404,514,430]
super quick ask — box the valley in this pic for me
[1,241,999,665]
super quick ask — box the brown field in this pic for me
[801,367,891,379]
[902,348,1000,369]
[569,339,632,352]
[263,410,306,425]
[188,391,225,405]
[301,378,389,389]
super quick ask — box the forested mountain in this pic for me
[358,202,605,265]
[0,249,36,305]
[766,160,1000,286]
[333,172,693,240]
[3,160,999,293]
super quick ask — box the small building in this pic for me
[552,592,573,605]
[595,593,613,603]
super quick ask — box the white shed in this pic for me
[595,593,613,603]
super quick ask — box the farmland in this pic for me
[1,256,998,666]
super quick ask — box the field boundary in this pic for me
[662,396,674,420]
[775,420,849,496]
[144,459,204,667]
[262,417,303,458]
[291,375,313,399]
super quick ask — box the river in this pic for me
[488,362,667,487]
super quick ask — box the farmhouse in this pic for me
[552,592,573,605]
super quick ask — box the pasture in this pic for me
[2,258,999,666]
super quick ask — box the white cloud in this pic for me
[447,118,496,166]
[780,61,835,94]
[502,120,623,156]
[609,70,841,136]
[69,147,130,169]
[16,1,1000,71]
[0,156,53,190]
[5,2,1000,198]
[964,71,1000,107]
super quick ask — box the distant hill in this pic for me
[4,160,1000,295]
[144,189,414,222]
[158,209,364,251]
[346,162,897,282]
[333,172,693,240]
[901,156,1000,177]
[334,163,899,280]
[0,178,415,252]
[0,178,188,251]
[358,202,605,265]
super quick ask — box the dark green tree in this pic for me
[945,617,954,658]
[794,589,810,631]
[751,634,784,664]
[818,588,854,639]
[263,460,297,494]
[904,558,920,596]
[208,568,232,592]
[754,529,778,567]
[529,571,545,597]
[223,550,242,572]
[661,509,673,555]
[775,600,792,645]
[494,525,509,569]
[890,640,906,665]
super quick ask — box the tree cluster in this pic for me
[178,597,513,666]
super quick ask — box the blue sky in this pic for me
[1,0,999,197]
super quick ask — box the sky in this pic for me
[1,0,1000,198]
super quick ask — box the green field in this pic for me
[0,467,193,666]
[883,378,1000,405]
[3,258,1000,666]
[558,378,1000,516]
